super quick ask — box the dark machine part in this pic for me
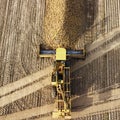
[39,45,85,58]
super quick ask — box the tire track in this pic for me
[0,66,52,97]
[1,87,120,119]
[0,104,54,120]
[0,76,51,107]
[72,98,120,119]
[72,28,120,72]
[1,97,120,120]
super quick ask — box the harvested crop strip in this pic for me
[44,0,86,49]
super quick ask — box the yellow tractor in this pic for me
[39,46,85,119]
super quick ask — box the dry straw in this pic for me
[44,0,86,49]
